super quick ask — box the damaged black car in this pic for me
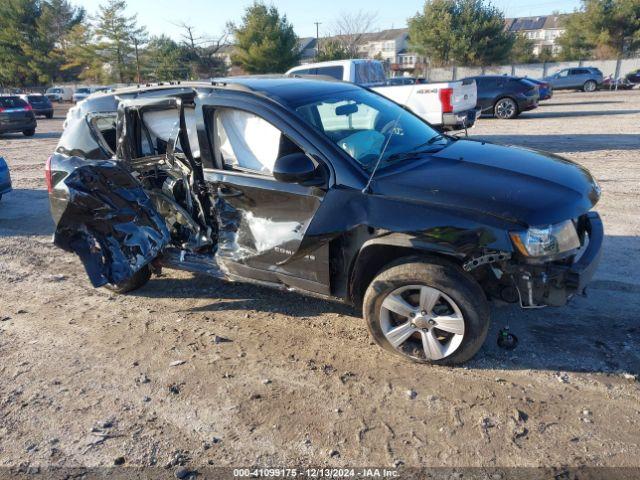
[47,77,603,365]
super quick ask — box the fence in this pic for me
[425,57,640,81]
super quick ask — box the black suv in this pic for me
[47,78,602,365]
[466,75,540,119]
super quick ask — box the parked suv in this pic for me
[47,78,602,365]
[544,67,603,92]
[19,94,54,118]
[465,75,539,119]
[0,96,37,136]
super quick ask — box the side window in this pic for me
[315,66,344,80]
[215,108,298,175]
[291,68,314,76]
[354,62,385,84]
[89,114,118,153]
[558,70,569,77]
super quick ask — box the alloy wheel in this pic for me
[379,284,465,361]
[584,81,596,92]
[495,98,517,119]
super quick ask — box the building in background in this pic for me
[505,14,569,56]
[357,28,409,62]
[298,37,318,64]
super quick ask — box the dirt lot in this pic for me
[0,91,639,474]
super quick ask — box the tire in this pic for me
[583,80,597,92]
[494,97,518,119]
[46,112,53,119]
[22,129,35,137]
[105,265,152,294]
[363,257,490,366]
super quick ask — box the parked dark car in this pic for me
[0,156,12,201]
[543,67,603,92]
[522,78,553,100]
[625,69,640,85]
[47,78,602,365]
[0,96,37,136]
[19,94,54,118]
[464,75,539,119]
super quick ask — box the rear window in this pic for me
[315,66,344,81]
[28,95,46,102]
[76,88,91,94]
[354,62,386,85]
[0,97,28,108]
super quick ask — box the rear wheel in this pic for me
[363,258,490,365]
[22,129,35,137]
[105,265,152,294]
[494,97,518,119]
[583,80,597,92]
[46,112,53,119]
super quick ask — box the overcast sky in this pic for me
[74,0,582,40]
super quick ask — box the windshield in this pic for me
[291,89,446,170]
[76,88,90,94]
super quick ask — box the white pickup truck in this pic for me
[286,59,479,131]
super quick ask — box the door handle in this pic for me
[217,187,243,198]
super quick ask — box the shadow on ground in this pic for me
[544,100,625,107]
[469,133,640,152]
[0,188,54,236]
[129,235,640,376]
[0,131,61,140]
[522,109,640,119]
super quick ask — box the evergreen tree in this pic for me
[230,2,300,74]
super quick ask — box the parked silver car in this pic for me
[543,67,603,92]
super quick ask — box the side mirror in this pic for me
[273,153,319,184]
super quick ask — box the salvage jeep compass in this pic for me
[47,77,603,365]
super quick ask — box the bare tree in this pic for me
[327,10,378,58]
[172,21,230,78]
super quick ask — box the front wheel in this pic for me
[583,80,597,92]
[494,98,518,119]
[23,129,35,137]
[363,258,490,365]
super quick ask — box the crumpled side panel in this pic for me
[53,162,170,287]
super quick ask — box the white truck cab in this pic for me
[286,59,479,131]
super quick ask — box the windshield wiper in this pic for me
[383,135,449,163]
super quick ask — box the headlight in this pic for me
[510,220,581,257]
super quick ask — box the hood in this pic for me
[372,139,600,227]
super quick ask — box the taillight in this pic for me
[45,156,53,193]
[439,88,454,113]
[0,107,5,113]
[24,104,32,111]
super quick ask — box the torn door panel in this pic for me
[53,161,170,287]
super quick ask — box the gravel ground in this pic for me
[0,91,639,474]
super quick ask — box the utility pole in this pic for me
[134,37,141,84]
[314,21,322,58]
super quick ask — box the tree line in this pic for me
[0,0,638,88]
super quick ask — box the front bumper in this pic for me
[442,107,481,130]
[514,212,603,307]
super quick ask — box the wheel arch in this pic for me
[348,236,466,308]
